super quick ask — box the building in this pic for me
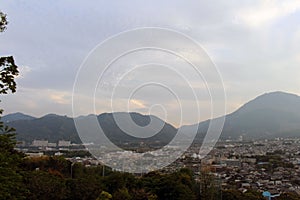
[58,140,71,147]
[32,140,48,147]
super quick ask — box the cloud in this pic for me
[1,0,300,125]
[1,87,72,117]
[130,99,146,109]
[49,91,70,105]
[236,1,300,27]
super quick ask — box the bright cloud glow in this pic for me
[237,0,300,27]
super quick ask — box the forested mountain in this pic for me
[6,112,177,145]
[186,91,300,140]
[4,91,300,143]
[2,112,36,122]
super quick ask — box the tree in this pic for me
[0,10,19,126]
[199,169,221,200]
[0,10,19,128]
[0,12,8,32]
[24,171,67,200]
[0,10,24,199]
[152,170,197,200]
[65,176,103,200]
[0,133,26,199]
[222,189,243,200]
[222,189,265,200]
[97,191,112,200]
[277,192,300,200]
[0,11,18,96]
[112,188,131,200]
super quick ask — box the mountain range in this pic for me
[191,91,300,140]
[2,91,300,144]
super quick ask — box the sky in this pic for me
[1,0,300,127]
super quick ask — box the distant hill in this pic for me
[96,112,177,146]
[5,112,177,146]
[3,91,300,144]
[186,91,300,140]
[6,114,80,143]
[1,112,36,123]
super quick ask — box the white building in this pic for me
[58,140,71,147]
[32,140,48,147]
[48,142,57,147]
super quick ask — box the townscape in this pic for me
[2,1,300,199]
[16,137,300,198]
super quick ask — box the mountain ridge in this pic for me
[1,112,36,123]
[2,91,300,143]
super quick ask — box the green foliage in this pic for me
[24,170,67,200]
[6,114,82,144]
[243,190,265,200]
[102,171,137,194]
[141,169,197,200]
[0,133,27,199]
[22,156,71,178]
[19,158,201,200]
[23,165,199,200]
[97,191,112,200]
[0,10,25,199]
[131,188,158,200]
[65,176,103,200]
[200,170,221,200]
[222,189,265,200]
[0,9,19,149]
[0,11,8,32]
[222,189,243,200]
[255,154,294,171]
[0,115,26,199]
[0,56,19,94]
[113,188,131,200]
[0,11,19,96]
[277,192,300,200]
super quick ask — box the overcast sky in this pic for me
[1,1,300,126]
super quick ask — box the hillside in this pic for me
[7,114,80,143]
[1,112,36,123]
[5,112,177,146]
[191,91,300,140]
[3,91,300,143]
